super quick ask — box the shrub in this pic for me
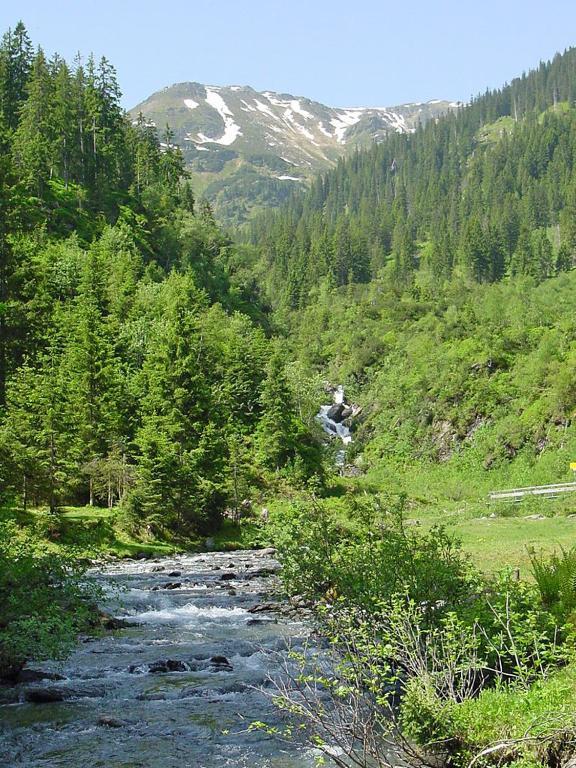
[0,520,100,678]
[271,493,476,619]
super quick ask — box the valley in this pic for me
[2,13,576,768]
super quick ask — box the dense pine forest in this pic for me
[0,23,321,533]
[4,19,576,768]
[249,48,576,308]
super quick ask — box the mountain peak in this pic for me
[131,82,458,224]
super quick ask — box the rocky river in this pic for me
[0,549,316,768]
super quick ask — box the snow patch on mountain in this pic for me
[264,92,315,122]
[197,88,242,146]
[184,98,199,110]
[377,109,409,132]
[331,110,364,143]
[254,99,279,120]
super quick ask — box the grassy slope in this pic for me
[1,504,269,560]
[3,506,181,559]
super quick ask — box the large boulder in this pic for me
[327,403,345,422]
[17,669,66,684]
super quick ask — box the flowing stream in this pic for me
[0,550,316,768]
[316,385,353,467]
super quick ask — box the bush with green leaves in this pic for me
[0,518,101,678]
[271,493,476,616]
[269,494,575,767]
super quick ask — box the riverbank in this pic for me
[0,504,269,561]
[0,504,271,683]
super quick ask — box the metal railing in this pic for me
[489,481,576,501]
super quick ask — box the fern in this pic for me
[530,546,576,621]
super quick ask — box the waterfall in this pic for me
[316,386,353,452]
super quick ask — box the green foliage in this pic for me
[0,24,325,535]
[530,546,576,624]
[271,493,474,614]
[249,47,576,310]
[255,350,323,482]
[0,516,100,678]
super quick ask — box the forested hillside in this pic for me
[0,23,320,536]
[249,47,576,309]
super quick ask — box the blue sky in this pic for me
[1,0,575,109]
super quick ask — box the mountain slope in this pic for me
[246,47,576,309]
[131,82,456,224]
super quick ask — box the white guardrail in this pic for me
[489,482,576,501]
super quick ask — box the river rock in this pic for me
[209,655,233,671]
[136,691,167,701]
[248,602,278,614]
[98,715,127,728]
[25,687,65,703]
[220,572,236,581]
[247,617,278,626]
[247,566,279,578]
[17,669,66,684]
[161,581,182,590]
[151,565,165,572]
[100,613,132,630]
[327,403,345,422]
[146,659,189,674]
[258,547,276,555]
[168,570,181,577]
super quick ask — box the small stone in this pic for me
[209,655,233,671]
[98,715,127,728]
[247,618,278,626]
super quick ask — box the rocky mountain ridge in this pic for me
[131,82,458,224]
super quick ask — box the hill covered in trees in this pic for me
[248,47,576,310]
[0,23,321,536]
